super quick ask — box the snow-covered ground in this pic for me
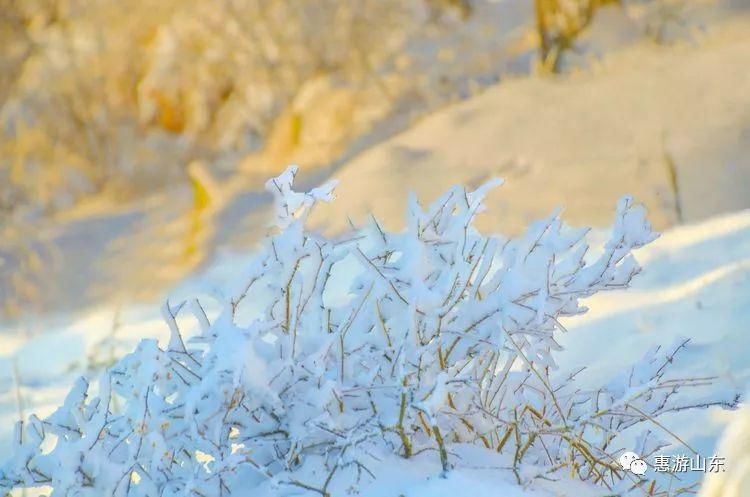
[561,209,750,490]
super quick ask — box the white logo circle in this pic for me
[630,458,648,476]
[618,451,640,470]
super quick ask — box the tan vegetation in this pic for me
[534,0,621,72]
[0,0,424,217]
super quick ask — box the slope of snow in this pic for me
[310,14,750,236]
[560,209,750,489]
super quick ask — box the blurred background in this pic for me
[0,0,748,327]
[2,0,750,486]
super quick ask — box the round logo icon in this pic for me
[618,451,640,471]
[630,459,648,476]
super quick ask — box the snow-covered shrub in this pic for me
[0,167,738,496]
